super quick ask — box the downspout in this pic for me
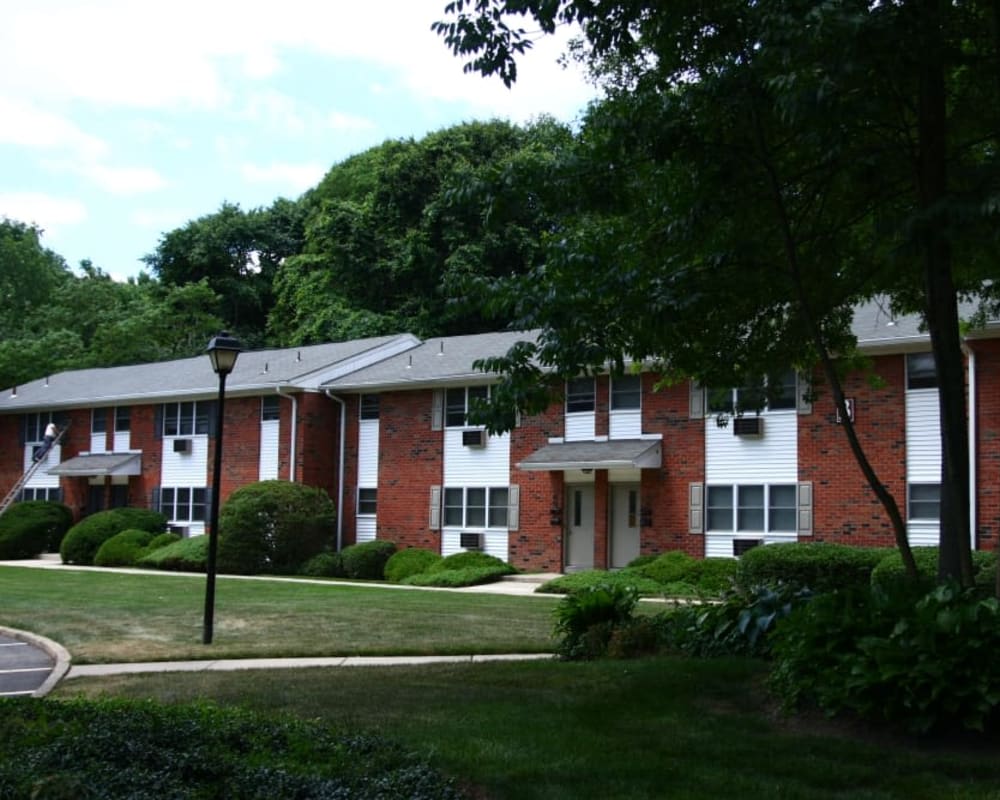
[275,387,298,482]
[325,390,346,552]
[962,343,977,551]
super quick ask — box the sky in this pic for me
[0,1,596,282]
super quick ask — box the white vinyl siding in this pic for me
[610,375,641,439]
[358,419,379,485]
[258,419,280,480]
[705,411,797,483]
[906,378,941,545]
[355,517,377,543]
[565,412,596,441]
[162,437,208,486]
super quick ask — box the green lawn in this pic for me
[0,565,559,662]
[9,564,1000,799]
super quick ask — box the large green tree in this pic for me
[436,0,1000,585]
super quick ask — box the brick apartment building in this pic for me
[1,301,997,572]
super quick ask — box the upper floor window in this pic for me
[906,352,937,390]
[163,402,209,436]
[24,412,53,443]
[611,375,641,410]
[360,394,380,420]
[261,396,280,422]
[566,377,595,413]
[92,409,108,434]
[114,406,131,433]
[445,386,489,428]
[709,370,797,414]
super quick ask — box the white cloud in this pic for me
[240,162,328,191]
[0,192,88,234]
[78,164,169,195]
[328,111,377,133]
[0,97,107,160]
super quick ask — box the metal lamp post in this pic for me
[203,331,241,645]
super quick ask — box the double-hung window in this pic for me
[710,370,797,414]
[707,485,797,532]
[566,378,596,413]
[91,409,108,435]
[611,375,641,410]
[163,402,209,436]
[360,394,380,420]
[445,386,489,427]
[443,487,509,528]
[160,487,207,522]
[114,406,131,433]
[358,488,377,515]
[906,353,937,390]
[908,484,940,520]
[261,396,280,421]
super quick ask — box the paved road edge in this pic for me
[0,625,71,698]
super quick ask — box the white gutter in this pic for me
[275,387,298,482]
[324,390,347,552]
[963,344,977,549]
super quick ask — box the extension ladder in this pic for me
[0,424,70,518]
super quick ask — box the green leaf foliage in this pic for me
[552,583,639,660]
[339,540,397,581]
[217,480,336,575]
[401,564,512,588]
[735,542,885,594]
[0,500,73,558]
[136,534,207,572]
[384,547,443,583]
[0,697,464,799]
[93,529,155,567]
[60,508,167,565]
[299,550,346,578]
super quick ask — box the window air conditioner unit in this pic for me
[173,438,192,453]
[732,417,764,438]
[462,429,487,448]
[733,539,763,557]
[459,531,485,550]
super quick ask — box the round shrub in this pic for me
[146,532,182,551]
[431,551,516,574]
[60,508,167,565]
[0,501,73,559]
[340,540,397,580]
[384,547,442,582]
[871,547,997,596]
[217,480,335,575]
[633,551,697,584]
[735,541,883,593]
[94,529,155,567]
[137,535,208,572]
[300,551,345,578]
[691,557,739,594]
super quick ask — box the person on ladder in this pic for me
[33,422,59,463]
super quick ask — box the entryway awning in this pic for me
[47,452,142,477]
[517,439,662,472]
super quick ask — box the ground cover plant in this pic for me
[0,565,558,663]
[56,657,1000,800]
[0,696,464,799]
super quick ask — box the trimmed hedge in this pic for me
[430,551,516,575]
[402,564,513,587]
[871,547,997,596]
[538,570,665,596]
[735,541,884,593]
[0,501,73,559]
[634,552,737,594]
[60,508,167,565]
[93,529,155,567]
[137,535,208,572]
[384,547,442,583]
[300,551,346,578]
[217,481,335,575]
[340,540,397,580]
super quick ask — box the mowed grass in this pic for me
[0,565,559,663]
[57,657,1000,800]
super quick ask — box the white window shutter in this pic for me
[689,382,705,419]
[508,485,520,531]
[431,390,443,431]
[798,481,813,536]
[688,482,704,534]
[796,372,813,415]
[429,485,442,530]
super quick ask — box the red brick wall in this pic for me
[973,339,1000,550]
[798,356,907,546]
[509,388,564,571]
[295,393,341,502]
[339,395,360,548]
[643,376,705,558]
[377,389,443,551]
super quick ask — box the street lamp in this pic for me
[203,331,241,645]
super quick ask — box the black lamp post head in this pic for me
[206,331,242,376]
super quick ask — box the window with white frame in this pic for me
[566,377,595,413]
[443,486,509,528]
[114,406,131,432]
[261,396,280,421]
[906,352,937,390]
[358,488,377,515]
[708,370,797,414]
[159,487,207,522]
[24,412,53,443]
[162,402,210,436]
[908,483,940,520]
[707,484,797,532]
[91,409,108,434]
[445,386,489,427]
[20,487,60,502]
[611,374,641,410]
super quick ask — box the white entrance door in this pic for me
[610,484,641,568]
[565,484,595,570]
